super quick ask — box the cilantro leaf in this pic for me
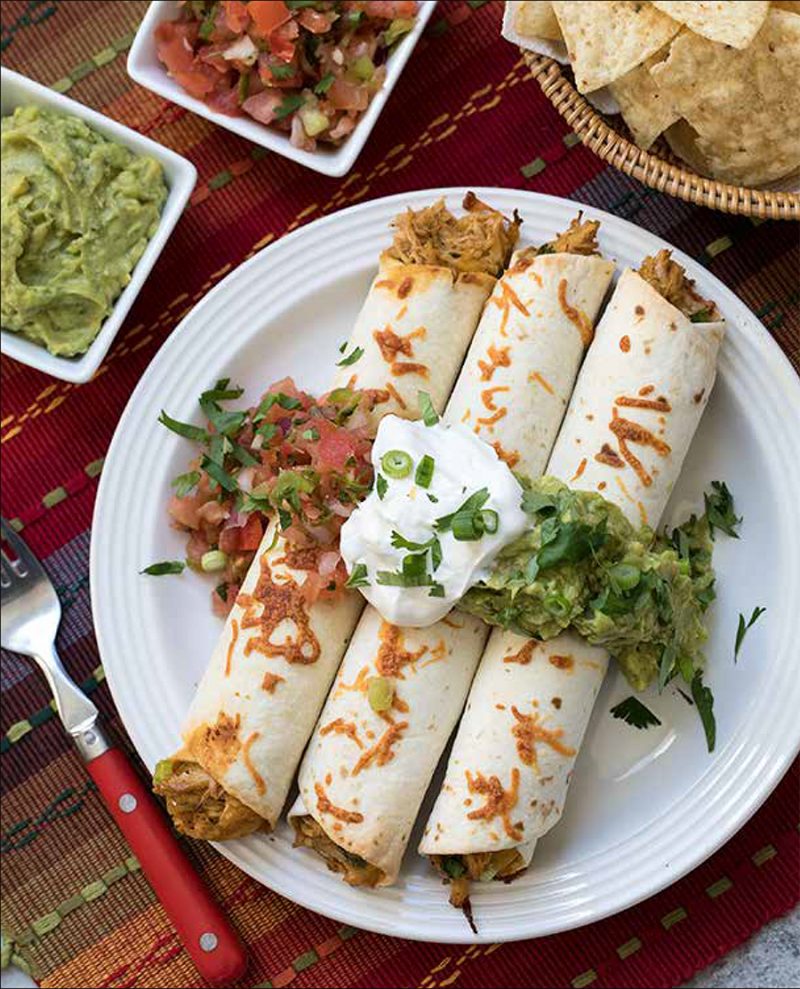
[345,563,369,588]
[158,410,209,444]
[435,488,490,532]
[691,671,716,753]
[275,94,305,120]
[610,696,662,730]
[376,474,388,500]
[141,560,185,576]
[734,606,766,662]
[537,519,607,571]
[704,481,741,540]
[314,72,335,95]
[390,531,436,552]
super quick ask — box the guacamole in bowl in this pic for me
[1,105,167,357]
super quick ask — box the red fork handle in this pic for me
[84,745,248,985]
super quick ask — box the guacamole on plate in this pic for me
[460,476,718,691]
[1,105,167,356]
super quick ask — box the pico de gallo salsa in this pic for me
[155,377,376,615]
[154,1,418,150]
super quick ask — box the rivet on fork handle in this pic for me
[74,723,111,761]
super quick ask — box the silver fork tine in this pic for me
[0,555,12,590]
[1,518,40,577]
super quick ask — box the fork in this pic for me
[0,519,247,986]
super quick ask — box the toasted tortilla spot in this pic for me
[596,443,625,468]
[383,381,407,410]
[237,557,320,665]
[320,718,364,749]
[616,394,672,412]
[478,342,512,381]
[511,705,576,772]
[491,440,520,469]
[481,385,510,411]
[557,278,594,347]
[610,408,672,487]
[242,731,266,796]
[352,720,408,775]
[528,370,555,395]
[571,457,588,482]
[225,619,239,677]
[504,641,536,665]
[315,782,364,824]
[376,622,428,678]
[465,767,523,842]
[474,407,508,432]
[620,335,631,352]
[261,671,284,693]
[549,654,574,671]
[187,711,242,783]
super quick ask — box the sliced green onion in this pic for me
[336,345,364,367]
[376,474,388,500]
[141,560,185,576]
[452,512,483,541]
[381,449,413,479]
[201,550,228,573]
[414,454,435,488]
[419,391,439,426]
[544,592,571,618]
[350,55,374,81]
[609,563,641,591]
[301,428,320,441]
[480,509,499,534]
[153,759,174,784]
[367,676,394,713]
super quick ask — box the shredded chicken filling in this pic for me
[292,815,384,887]
[430,848,526,908]
[387,192,521,276]
[153,758,265,840]
[638,249,720,320]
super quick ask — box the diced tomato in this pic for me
[207,83,242,116]
[298,8,335,34]
[269,18,299,62]
[222,0,250,33]
[248,0,291,37]
[328,78,369,111]
[186,529,211,566]
[257,53,303,87]
[198,43,232,73]
[242,88,284,124]
[212,583,237,617]
[172,66,220,99]
[315,423,358,472]
[238,514,264,551]
[364,0,418,18]
[328,115,356,141]
[154,21,198,75]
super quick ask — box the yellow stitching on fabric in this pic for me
[572,969,598,988]
[752,844,778,866]
[706,876,733,898]
[616,937,643,959]
[661,906,689,929]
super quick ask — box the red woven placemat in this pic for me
[1,3,798,987]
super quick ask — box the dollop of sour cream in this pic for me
[340,415,528,627]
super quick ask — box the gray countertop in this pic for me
[683,908,800,988]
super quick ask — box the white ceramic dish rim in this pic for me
[0,67,197,384]
[92,187,800,943]
[127,0,437,179]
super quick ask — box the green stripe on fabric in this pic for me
[209,170,233,191]
[3,668,105,750]
[85,457,105,478]
[51,30,136,92]
[429,17,449,37]
[704,235,733,259]
[572,969,598,988]
[661,906,688,929]
[562,132,581,148]
[521,157,546,178]
[706,876,733,898]
[338,925,358,941]
[10,857,142,949]
[293,950,318,972]
[42,486,67,508]
[616,937,642,959]
[8,517,24,532]
[752,844,777,866]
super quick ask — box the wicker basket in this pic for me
[524,52,800,221]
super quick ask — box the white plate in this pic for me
[92,188,800,943]
[0,67,196,384]
[127,1,436,178]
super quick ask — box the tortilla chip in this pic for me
[651,1,769,49]
[609,48,678,150]
[515,0,563,42]
[551,1,681,94]
[652,11,800,186]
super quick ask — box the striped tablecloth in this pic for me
[1,2,798,987]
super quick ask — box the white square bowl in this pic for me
[1,67,197,384]
[127,0,437,178]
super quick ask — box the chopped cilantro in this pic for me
[704,481,740,540]
[610,696,662,730]
[141,560,185,576]
[734,606,765,662]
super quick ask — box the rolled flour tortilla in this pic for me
[420,254,724,901]
[154,197,516,840]
[290,219,615,885]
